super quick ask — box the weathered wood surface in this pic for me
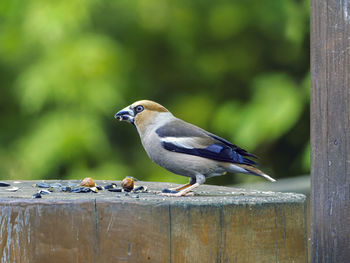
[0,180,307,263]
[310,0,350,262]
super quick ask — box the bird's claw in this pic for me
[158,191,195,197]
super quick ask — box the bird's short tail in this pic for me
[230,164,276,182]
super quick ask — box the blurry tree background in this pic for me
[0,0,309,185]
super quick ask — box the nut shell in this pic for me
[80,177,95,187]
[121,177,134,192]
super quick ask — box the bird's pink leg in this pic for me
[160,183,200,197]
[169,183,191,191]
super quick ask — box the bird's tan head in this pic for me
[115,100,170,131]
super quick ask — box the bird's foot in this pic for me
[158,190,195,197]
[168,183,192,192]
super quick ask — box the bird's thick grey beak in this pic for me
[114,107,135,123]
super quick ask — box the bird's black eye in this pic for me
[135,105,144,113]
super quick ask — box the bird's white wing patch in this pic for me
[160,137,203,149]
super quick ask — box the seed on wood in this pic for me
[104,183,118,190]
[90,187,98,193]
[71,187,82,193]
[61,186,72,192]
[71,187,91,193]
[81,187,91,193]
[121,177,134,192]
[50,183,62,188]
[38,190,51,195]
[47,187,57,192]
[37,182,50,188]
[80,177,95,187]
[32,193,42,199]
[107,188,122,192]
[133,186,145,192]
[5,187,19,192]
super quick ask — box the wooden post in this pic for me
[310,0,350,262]
[0,180,307,263]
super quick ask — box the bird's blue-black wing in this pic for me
[156,119,258,165]
[161,141,257,165]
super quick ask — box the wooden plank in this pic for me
[170,204,222,263]
[222,203,307,263]
[0,200,96,263]
[96,201,171,262]
[0,180,307,262]
[310,0,350,262]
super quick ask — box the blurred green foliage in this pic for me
[0,0,310,185]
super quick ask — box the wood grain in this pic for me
[310,0,350,262]
[0,180,307,263]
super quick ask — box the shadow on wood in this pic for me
[0,180,307,263]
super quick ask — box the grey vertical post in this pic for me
[310,0,350,262]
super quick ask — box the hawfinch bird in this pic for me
[115,100,275,196]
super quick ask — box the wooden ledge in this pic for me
[0,180,307,263]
